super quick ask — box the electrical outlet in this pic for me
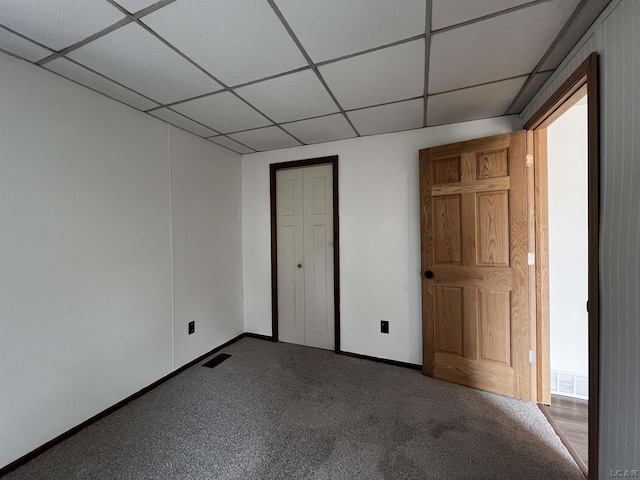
[188,321,195,335]
[381,320,389,334]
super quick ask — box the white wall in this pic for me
[522,0,640,474]
[547,100,589,376]
[170,127,244,368]
[0,53,243,469]
[242,116,522,365]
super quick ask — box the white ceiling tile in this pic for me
[172,92,271,134]
[282,114,356,144]
[113,0,160,13]
[45,58,159,111]
[429,0,579,93]
[427,76,526,126]
[208,136,255,155]
[319,40,425,110]
[0,0,125,51]
[235,70,338,123]
[142,0,307,86]
[0,27,51,62]
[347,98,424,136]
[149,108,218,137]
[275,0,426,63]
[507,71,553,114]
[229,126,302,151]
[432,0,533,30]
[67,23,221,104]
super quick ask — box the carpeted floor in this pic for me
[5,338,584,479]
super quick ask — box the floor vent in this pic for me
[550,370,588,399]
[202,354,231,369]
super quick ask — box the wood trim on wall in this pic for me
[534,128,551,405]
[524,54,594,130]
[525,130,539,401]
[525,52,599,480]
[269,156,341,352]
[418,149,435,375]
[585,53,599,480]
[339,350,422,371]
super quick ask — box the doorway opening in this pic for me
[538,89,589,475]
[525,53,599,479]
[269,156,340,352]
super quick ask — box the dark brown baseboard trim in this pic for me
[0,332,247,478]
[243,332,276,341]
[1,334,420,477]
[244,335,420,371]
[539,404,588,478]
[339,350,422,371]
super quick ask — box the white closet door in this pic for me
[276,168,305,346]
[302,165,334,350]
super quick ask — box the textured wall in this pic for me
[522,0,640,475]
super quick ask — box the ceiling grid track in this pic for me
[36,0,179,66]
[145,89,226,113]
[35,17,132,66]
[313,34,427,69]
[430,0,554,36]
[211,95,426,138]
[0,23,56,56]
[0,0,604,153]
[505,0,591,114]
[107,0,305,149]
[432,72,548,98]
[423,0,433,127]
[63,55,162,107]
[265,0,361,137]
[207,137,257,154]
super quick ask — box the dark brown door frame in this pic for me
[524,52,599,480]
[269,155,341,353]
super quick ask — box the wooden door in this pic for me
[276,165,334,350]
[419,131,531,400]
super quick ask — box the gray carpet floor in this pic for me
[5,338,584,479]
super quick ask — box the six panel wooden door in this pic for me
[419,131,531,400]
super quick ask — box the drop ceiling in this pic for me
[0,0,610,154]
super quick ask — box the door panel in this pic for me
[477,149,509,179]
[276,168,305,345]
[434,286,464,356]
[478,289,511,365]
[477,191,510,266]
[279,225,298,328]
[433,195,462,265]
[303,165,334,349]
[433,156,461,183]
[420,131,531,400]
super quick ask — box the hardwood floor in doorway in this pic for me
[540,395,588,476]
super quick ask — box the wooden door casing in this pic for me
[420,131,531,401]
